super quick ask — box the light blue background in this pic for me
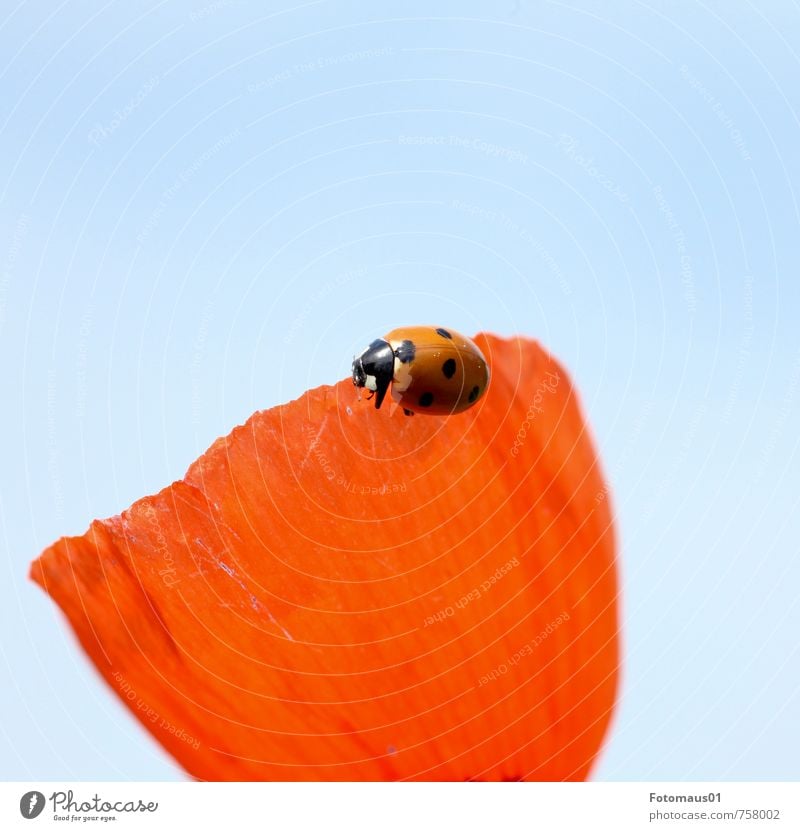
[1,0,798,781]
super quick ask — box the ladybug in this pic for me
[352,326,490,415]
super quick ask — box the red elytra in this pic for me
[31,334,619,781]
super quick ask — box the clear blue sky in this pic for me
[1,0,799,781]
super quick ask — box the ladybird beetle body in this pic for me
[352,326,490,415]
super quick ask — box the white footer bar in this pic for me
[3,782,798,830]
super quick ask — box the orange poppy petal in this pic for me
[30,334,619,781]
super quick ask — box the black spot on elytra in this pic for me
[418,391,434,407]
[435,327,452,339]
[442,358,456,379]
[468,385,480,403]
[395,339,416,363]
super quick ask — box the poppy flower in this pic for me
[31,333,619,781]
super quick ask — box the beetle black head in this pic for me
[352,338,395,409]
